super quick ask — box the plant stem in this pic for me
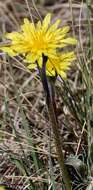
[40,55,72,190]
[47,80,72,190]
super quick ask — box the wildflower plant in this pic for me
[1,13,76,78]
[0,13,77,190]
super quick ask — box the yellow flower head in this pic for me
[0,13,77,78]
[28,52,76,79]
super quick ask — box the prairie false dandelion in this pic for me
[0,14,77,190]
[0,13,77,78]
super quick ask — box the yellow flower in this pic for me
[28,52,76,78]
[0,13,77,77]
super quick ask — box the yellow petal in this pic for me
[36,21,42,30]
[48,19,61,32]
[38,56,43,68]
[60,52,76,61]
[0,47,16,56]
[42,13,51,31]
[47,26,69,40]
[60,37,77,45]
[27,63,37,69]
[21,18,35,38]
[60,26,70,36]
[6,32,23,42]
[26,53,37,63]
[46,69,55,76]
[59,71,67,79]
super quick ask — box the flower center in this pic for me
[32,31,48,51]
